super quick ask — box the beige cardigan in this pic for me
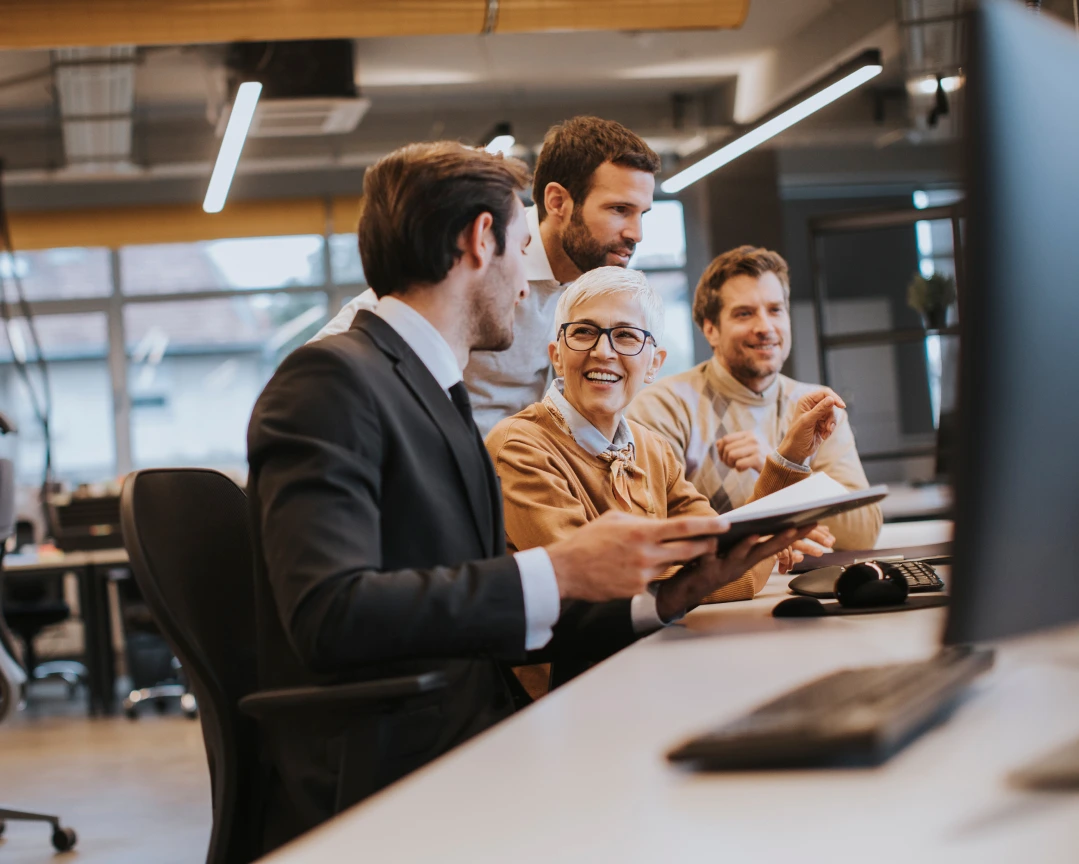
[485,401,810,603]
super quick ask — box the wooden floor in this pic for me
[0,686,210,864]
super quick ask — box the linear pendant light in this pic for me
[661,50,883,194]
[203,82,263,214]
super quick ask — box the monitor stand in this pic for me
[1009,735,1079,790]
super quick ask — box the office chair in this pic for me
[1,571,89,698]
[0,458,78,852]
[120,468,448,864]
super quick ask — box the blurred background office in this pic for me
[2,1,1079,862]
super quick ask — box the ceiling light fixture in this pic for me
[661,50,883,194]
[203,81,262,214]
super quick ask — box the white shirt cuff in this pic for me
[631,590,666,633]
[770,449,812,474]
[514,547,561,651]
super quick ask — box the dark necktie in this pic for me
[449,381,475,430]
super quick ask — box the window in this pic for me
[0,313,115,485]
[329,233,365,285]
[124,293,328,471]
[630,201,687,270]
[120,235,326,294]
[1,247,112,301]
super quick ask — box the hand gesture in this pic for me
[716,430,766,473]
[776,388,846,466]
[654,525,815,621]
[545,510,728,603]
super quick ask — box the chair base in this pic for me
[30,660,88,697]
[0,809,78,852]
[123,684,197,720]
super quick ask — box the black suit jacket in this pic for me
[247,311,634,849]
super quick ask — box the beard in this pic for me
[560,208,636,273]
[727,342,784,385]
[470,256,517,353]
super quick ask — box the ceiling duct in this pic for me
[216,41,370,138]
[52,46,137,170]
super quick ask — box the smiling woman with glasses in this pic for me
[485,267,836,698]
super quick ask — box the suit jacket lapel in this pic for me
[352,311,495,557]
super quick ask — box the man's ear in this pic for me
[543,182,573,222]
[701,317,723,350]
[548,339,565,378]
[460,211,496,269]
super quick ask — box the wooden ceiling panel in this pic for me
[0,1,488,49]
[0,0,748,50]
[495,0,749,32]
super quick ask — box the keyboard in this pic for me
[667,646,994,769]
[788,560,945,599]
[894,560,945,591]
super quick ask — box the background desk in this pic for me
[3,548,129,716]
[262,523,1079,863]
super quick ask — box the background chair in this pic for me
[120,468,447,864]
[1,570,88,698]
[0,457,78,852]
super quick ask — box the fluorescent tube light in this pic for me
[661,56,882,194]
[203,81,262,214]
[485,134,516,156]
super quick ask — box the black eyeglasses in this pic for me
[559,321,656,357]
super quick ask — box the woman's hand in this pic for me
[792,524,835,559]
[654,525,815,622]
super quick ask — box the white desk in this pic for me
[262,526,1079,864]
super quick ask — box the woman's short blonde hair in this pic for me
[553,266,665,341]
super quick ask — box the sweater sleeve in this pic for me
[660,437,767,604]
[807,408,883,550]
[486,424,590,552]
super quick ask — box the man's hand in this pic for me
[545,510,727,603]
[716,430,766,473]
[654,526,814,622]
[776,388,847,466]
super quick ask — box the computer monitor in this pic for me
[945,1,1079,646]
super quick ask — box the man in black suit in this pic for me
[247,141,805,850]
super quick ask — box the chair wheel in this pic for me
[52,826,77,851]
[0,819,6,836]
[125,705,139,720]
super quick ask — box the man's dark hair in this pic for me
[532,116,661,221]
[692,245,792,329]
[359,141,531,297]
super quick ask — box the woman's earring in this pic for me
[645,374,655,383]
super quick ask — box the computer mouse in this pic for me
[772,596,829,617]
[834,561,909,608]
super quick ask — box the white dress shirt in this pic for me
[311,205,565,437]
[372,296,561,651]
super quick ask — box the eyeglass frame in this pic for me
[557,321,657,357]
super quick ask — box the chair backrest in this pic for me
[120,468,262,864]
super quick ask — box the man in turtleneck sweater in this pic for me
[627,245,881,550]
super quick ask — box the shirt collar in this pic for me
[373,295,462,392]
[545,378,635,457]
[523,205,556,283]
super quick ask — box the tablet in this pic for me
[710,485,890,555]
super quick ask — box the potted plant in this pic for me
[907,272,957,330]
